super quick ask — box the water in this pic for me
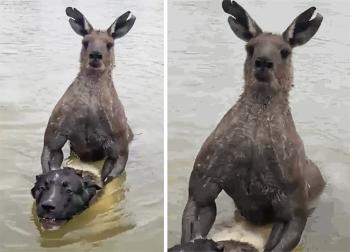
[0,0,163,251]
[168,0,350,251]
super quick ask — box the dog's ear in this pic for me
[36,174,43,181]
[30,186,36,198]
[215,241,225,251]
[64,167,83,177]
[31,174,44,198]
[74,169,83,177]
[84,181,102,190]
[82,176,101,204]
[83,176,102,190]
[31,175,41,198]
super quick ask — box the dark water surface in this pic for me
[168,0,350,251]
[0,0,163,251]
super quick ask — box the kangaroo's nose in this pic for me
[41,202,56,212]
[255,57,273,69]
[89,51,102,60]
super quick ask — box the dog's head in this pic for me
[168,239,258,252]
[31,167,101,230]
[168,239,222,252]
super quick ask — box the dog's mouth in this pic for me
[40,217,67,230]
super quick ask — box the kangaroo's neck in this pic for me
[76,69,113,90]
[240,86,290,113]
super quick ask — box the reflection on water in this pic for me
[168,0,350,251]
[0,0,163,251]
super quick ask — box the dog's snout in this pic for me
[89,51,102,60]
[255,57,273,69]
[41,202,56,212]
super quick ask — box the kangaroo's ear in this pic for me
[107,11,136,39]
[283,7,323,47]
[66,7,93,36]
[222,0,262,42]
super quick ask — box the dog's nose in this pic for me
[89,51,102,60]
[41,202,55,212]
[255,57,273,69]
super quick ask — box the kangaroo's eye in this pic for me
[107,42,114,50]
[281,48,290,59]
[82,41,89,49]
[246,45,254,57]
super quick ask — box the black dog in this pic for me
[31,167,101,230]
[169,239,258,252]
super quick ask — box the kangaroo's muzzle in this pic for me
[89,51,103,68]
[254,57,273,82]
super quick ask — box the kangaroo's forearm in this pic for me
[41,146,63,173]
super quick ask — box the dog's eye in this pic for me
[82,41,89,49]
[62,181,68,187]
[67,189,73,194]
[107,42,114,50]
[39,186,46,191]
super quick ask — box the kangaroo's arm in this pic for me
[41,97,69,173]
[41,127,67,173]
[101,136,129,184]
[99,86,131,183]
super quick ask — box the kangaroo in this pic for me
[41,7,136,185]
[181,1,325,251]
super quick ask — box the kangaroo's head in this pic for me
[222,0,323,95]
[66,7,136,73]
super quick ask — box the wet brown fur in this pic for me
[181,2,325,252]
[41,8,135,184]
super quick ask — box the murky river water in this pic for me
[0,0,163,251]
[168,0,350,251]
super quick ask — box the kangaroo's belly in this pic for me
[70,142,105,161]
[203,129,291,223]
[67,112,112,161]
[222,164,283,224]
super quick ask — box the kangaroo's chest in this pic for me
[207,111,290,171]
[199,111,293,222]
[221,112,292,177]
[62,91,113,149]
